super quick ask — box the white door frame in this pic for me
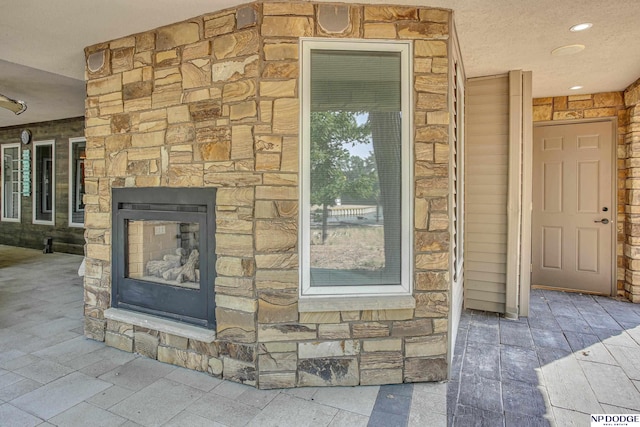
[529,117,617,297]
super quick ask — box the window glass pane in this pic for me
[309,49,402,287]
[35,143,53,222]
[71,140,86,224]
[2,146,20,220]
[127,220,200,290]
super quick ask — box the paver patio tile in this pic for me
[98,357,175,391]
[457,372,502,413]
[10,371,111,420]
[246,393,338,427]
[86,385,135,409]
[328,409,369,427]
[502,379,547,417]
[500,345,541,385]
[0,403,42,427]
[49,402,126,427]
[564,332,617,365]
[580,361,640,410]
[312,385,379,416]
[461,340,500,380]
[530,328,571,351]
[163,411,225,426]
[500,320,534,348]
[164,367,223,392]
[187,392,262,426]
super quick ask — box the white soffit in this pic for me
[0,0,639,127]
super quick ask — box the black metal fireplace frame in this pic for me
[112,187,217,329]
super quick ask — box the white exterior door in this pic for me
[532,121,613,295]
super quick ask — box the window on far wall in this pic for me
[1,143,21,222]
[33,140,54,225]
[69,138,86,227]
[300,39,412,297]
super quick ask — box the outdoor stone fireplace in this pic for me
[83,1,455,388]
[111,187,217,329]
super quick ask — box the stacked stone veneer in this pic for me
[83,2,453,388]
[624,80,640,302]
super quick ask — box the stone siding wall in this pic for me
[533,93,627,294]
[83,1,452,388]
[624,80,640,302]
[0,117,85,254]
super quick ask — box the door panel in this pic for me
[532,121,613,295]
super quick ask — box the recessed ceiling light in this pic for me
[569,85,583,90]
[551,44,585,56]
[570,23,593,32]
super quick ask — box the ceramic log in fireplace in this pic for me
[112,188,217,329]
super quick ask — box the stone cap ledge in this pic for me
[104,308,216,343]
[298,295,416,312]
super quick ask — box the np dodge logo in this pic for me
[591,414,640,426]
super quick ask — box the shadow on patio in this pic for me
[448,289,640,426]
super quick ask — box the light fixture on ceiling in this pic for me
[551,44,585,56]
[570,23,593,32]
[569,85,583,90]
[0,93,27,115]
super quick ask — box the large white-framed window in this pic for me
[1,143,21,222]
[33,140,55,225]
[300,38,413,298]
[69,137,86,227]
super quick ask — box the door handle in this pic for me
[594,218,609,224]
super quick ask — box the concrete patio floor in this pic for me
[1,245,639,426]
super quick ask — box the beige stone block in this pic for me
[361,369,403,386]
[415,271,449,291]
[87,75,122,96]
[216,256,255,277]
[256,220,297,252]
[230,101,257,121]
[360,351,403,369]
[591,92,623,108]
[127,148,160,161]
[262,16,313,37]
[213,30,259,60]
[154,67,181,87]
[298,358,359,387]
[429,212,449,231]
[260,80,297,98]
[157,21,200,50]
[584,107,618,118]
[216,233,253,257]
[231,125,254,159]
[255,186,297,200]
[299,312,341,324]
[341,311,360,321]
[204,13,235,37]
[255,269,297,290]
[131,131,164,148]
[352,322,389,338]
[362,338,402,352]
[255,153,281,171]
[158,346,209,372]
[281,136,299,172]
[216,307,256,343]
[258,295,298,324]
[416,177,448,197]
[260,342,297,354]
[212,55,259,82]
[363,23,397,39]
[433,318,448,333]
[182,62,211,89]
[216,187,254,206]
[216,294,257,314]
[259,352,297,372]
[155,49,179,67]
[533,105,552,122]
[431,57,448,73]
[405,335,446,357]
[398,22,448,39]
[134,331,159,359]
[416,74,448,94]
[152,89,182,109]
[427,111,449,125]
[160,333,188,350]
[415,197,428,229]
[87,244,110,261]
[404,357,447,382]
[317,324,351,340]
[224,80,257,103]
[415,292,449,318]
[255,253,298,270]
[208,357,223,376]
[216,276,254,298]
[262,173,296,186]
[415,40,447,57]
[364,5,418,21]
[105,331,133,352]
[420,8,450,23]
[204,172,262,186]
[258,324,317,342]
[273,99,299,134]
[85,317,106,342]
[553,110,583,120]
[167,164,203,187]
[299,340,360,359]
[415,252,448,270]
[259,372,296,389]
[416,126,448,143]
[264,43,298,61]
[361,309,414,321]
[263,2,314,15]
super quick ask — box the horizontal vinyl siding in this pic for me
[464,75,509,313]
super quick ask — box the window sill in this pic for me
[104,308,216,343]
[298,295,416,313]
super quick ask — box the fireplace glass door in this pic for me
[112,188,216,329]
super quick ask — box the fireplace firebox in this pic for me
[112,188,217,329]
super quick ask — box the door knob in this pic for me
[594,218,609,224]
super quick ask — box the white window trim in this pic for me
[32,139,55,226]
[1,143,21,223]
[299,38,414,299]
[68,137,86,227]
[454,64,465,280]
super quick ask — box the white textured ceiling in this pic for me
[0,0,639,127]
